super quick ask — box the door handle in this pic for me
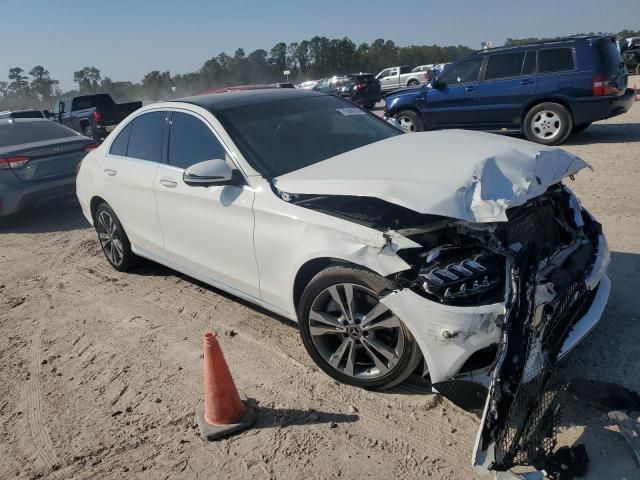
[520,79,534,85]
[103,168,116,176]
[465,85,476,92]
[159,177,178,188]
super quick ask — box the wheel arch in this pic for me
[520,97,575,129]
[90,195,107,222]
[292,257,386,316]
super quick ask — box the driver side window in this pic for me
[439,57,483,85]
[378,69,390,79]
[168,112,227,170]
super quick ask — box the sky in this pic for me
[2,0,639,90]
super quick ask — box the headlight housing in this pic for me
[419,247,505,306]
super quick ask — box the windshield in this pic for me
[216,95,402,177]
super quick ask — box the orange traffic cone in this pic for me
[195,332,256,440]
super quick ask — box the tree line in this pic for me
[1,30,637,111]
[0,36,473,110]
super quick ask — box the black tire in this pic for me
[94,202,138,272]
[523,102,573,145]
[407,80,419,87]
[298,265,422,390]
[572,122,592,134]
[82,124,93,138]
[364,103,375,109]
[394,109,424,133]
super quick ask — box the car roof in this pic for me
[472,35,613,55]
[174,88,325,112]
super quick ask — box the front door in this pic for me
[154,111,260,299]
[422,56,483,127]
[477,50,538,127]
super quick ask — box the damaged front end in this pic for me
[280,182,610,475]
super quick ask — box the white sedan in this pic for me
[77,89,609,470]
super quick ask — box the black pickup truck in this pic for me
[51,94,142,141]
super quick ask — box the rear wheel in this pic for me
[394,110,423,133]
[407,80,419,87]
[82,125,93,139]
[523,102,572,145]
[94,203,138,272]
[298,265,422,390]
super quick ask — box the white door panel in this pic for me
[154,165,260,298]
[99,156,164,255]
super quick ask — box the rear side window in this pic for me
[439,57,483,84]
[399,66,412,74]
[168,112,226,169]
[125,111,166,162]
[0,121,77,147]
[597,40,626,75]
[109,123,131,156]
[538,48,575,73]
[485,52,526,80]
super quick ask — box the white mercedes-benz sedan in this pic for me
[77,89,610,471]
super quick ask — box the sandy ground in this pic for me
[1,86,640,480]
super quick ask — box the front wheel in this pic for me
[394,110,423,133]
[523,102,573,145]
[298,265,422,390]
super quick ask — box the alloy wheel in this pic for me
[531,110,562,140]
[308,283,405,380]
[96,210,124,266]
[397,116,416,133]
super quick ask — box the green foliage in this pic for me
[1,29,638,111]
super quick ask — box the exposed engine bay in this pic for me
[280,182,608,474]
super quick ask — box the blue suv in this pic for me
[384,36,634,145]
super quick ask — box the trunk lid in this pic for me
[1,137,92,182]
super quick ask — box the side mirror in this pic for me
[183,159,236,187]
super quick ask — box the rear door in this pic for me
[423,57,483,127]
[154,110,260,298]
[476,50,538,128]
[99,110,167,256]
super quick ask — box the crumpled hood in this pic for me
[273,130,589,223]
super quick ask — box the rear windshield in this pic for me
[597,39,625,75]
[0,121,78,147]
[216,95,402,177]
[6,111,44,119]
[72,94,115,111]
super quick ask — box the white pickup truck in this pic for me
[375,65,428,92]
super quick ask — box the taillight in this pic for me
[354,82,366,90]
[592,74,616,96]
[92,110,102,123]
[0,155,29,170]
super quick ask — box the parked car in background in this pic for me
[0,109,52,120]
[296,80,319,90]
[376,65,428,91]
[314,73,382,108]
[385,36,634,145]
[51,94,142,142]
[619,36,640,74]
[0,119,97,217]
[412,64,435,73]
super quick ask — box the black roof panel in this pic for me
[173,88,324,112]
